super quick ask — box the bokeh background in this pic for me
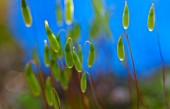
[0,0,170,109]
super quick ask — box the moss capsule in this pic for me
[60,71,69,90]
[56,35,63,58]
[80,72,87,93]
[56,3,63,25]
[65,37,73,68]
[44,40,51,67]
[78,44,83,64]
[73,48,82,72]
[53,88,61,109]
[122,1,129,30]
[24,63,41,96]
[45,20,60,52]
[45,77,53,106]
[148,3,155,32]
[88,43,95,68]
[117,36,125,61]
[21,0,32,27]
[51,60,60,81]
[65,0,74,25]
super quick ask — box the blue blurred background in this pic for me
[8,0,170,77]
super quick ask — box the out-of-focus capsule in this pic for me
[21,0,32,27]
[65,37,73,68]
[64,0,74,25]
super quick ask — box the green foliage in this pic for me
[45,20,60,52]
[24,63,41,96]
[122,1,130,30]
[21,0,32,27]
[80,72,87,93]
[117,36,125,61]
[45,77,54,106]
[148,3,155,32]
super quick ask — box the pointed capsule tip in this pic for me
[152,3,154,7]
[149,28,153,32]
[125,0,127,5]
[45,20,49,27]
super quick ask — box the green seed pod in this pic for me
[73,48,82,73]
[21,0,32,27]
[147,3,155,32]
[60,70,69,90]
[122,1,129,30]
[78,44,83,64]
[88,43,95,68]
[117,36,125,61]
[45,77,53,106]
[49,47,58,61]
[45,20,60,52]
[24,63,41,96]
[80,72,87,93]
[56,35,63,58]
[56,3,63,25]
[51,60,60,81]
[44,40,51,67]
[65,0,74,25]
[52,88,61,109]
[65,37,73,68]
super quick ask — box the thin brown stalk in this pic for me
[120,33,140,109]
[88,71,102,109]
[155,22,169,109]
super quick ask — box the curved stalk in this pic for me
[120,33,140,109]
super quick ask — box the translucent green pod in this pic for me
[60,71,69,90]
[117,36,125,61]
[45,20,60,52]
[52,88,61,109]
[21,0,32,27]
[73,48,82,73]
[45,77,53,106]
[44,40,51,67]
[49,47,58,61]
[56,35,63,58]
[65,0,74,25]
[24,63,41,96]
[122,1,129,30]
[65,37,73,68]
[51,60,60,81]
[147,3,155,32]
[88,43,95,68]
[80,72,87,93]
[78,44,83,64]
[56,3,63,25]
